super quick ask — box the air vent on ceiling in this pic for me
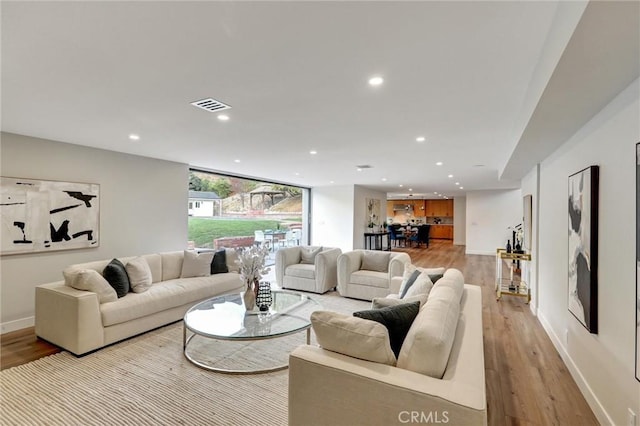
[356,164,373,169]
[190,98,232,113]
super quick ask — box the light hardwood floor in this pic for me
[1,240,598,425]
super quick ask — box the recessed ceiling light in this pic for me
[330,180,334,184]
[381,178,387,182]
[433,192,438,194]
[436,162,443,166]
[356,168,362,172]
[455,182,459,185]
[448,174,453,178]
[408,188,413,191]
[294,172,300,176]
[234,159,241,163]
[368,76,384,86]
[399,184,403,188]
[310,150,317,155]
[217,114,230,121]
[128,134,140,141]
[459,186,464,189]
[416,136,425,142]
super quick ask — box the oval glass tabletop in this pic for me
[184,290,321,341]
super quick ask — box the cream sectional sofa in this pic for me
[289,270,486,426]
[35,250,244,355]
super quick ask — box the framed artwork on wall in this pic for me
[636,143,640,382]
[567,165,599,334]
[0,177,100,255]
[366,197,381,229]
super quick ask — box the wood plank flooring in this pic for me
[1,240,598,425]
[396,240,598,425]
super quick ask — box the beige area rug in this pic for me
[0,292,369,426]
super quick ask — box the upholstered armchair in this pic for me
[337,250,411,301]
[275,246,342,294]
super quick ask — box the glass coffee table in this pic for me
[183,290,321,374]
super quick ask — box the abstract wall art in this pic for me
[567,166,599,333]
[1,177,100,255]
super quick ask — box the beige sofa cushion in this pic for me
[397,285,461,378]
[225,248,240,273]
[432,268,464,303]
[285,264,316,280]
[125,257,153,293]
[311,311,396,365]
[361,251,390,272]
[161,251,184,281]
[350,270,389,288]
[141,254,162,283]
[64,269,117,304]
[100,274,241,327]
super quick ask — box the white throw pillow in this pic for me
[125,256,153,293]
[180,250,214,278]
[63,269,117,304]
[300,246,322,264]
[311,311,396,365]
[398,264,445,296]
[404,273,433,299]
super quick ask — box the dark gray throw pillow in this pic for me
[353,301,420,357]
[103,258,130,298]
[428,273,444,284]
[399,270,421,298]
[210,249,228,274]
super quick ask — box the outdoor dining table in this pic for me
[264,230,287,250]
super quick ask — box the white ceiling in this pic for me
[2,1,638,199]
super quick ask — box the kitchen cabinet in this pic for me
[430,225,453,240]
[410,199,425,213]
[424,200,453,217]
[386,201,395,219]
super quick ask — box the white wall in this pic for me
[310,185,354,252]
[0,133,189,332]
[521,165,540,312]
[453,197,466,245]
[535,79,639,424]
[353,186,387,249]
[465,189,522,255]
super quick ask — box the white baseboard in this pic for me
[1,316,34,335]
[536,311,613,425]
[464,249,495,256]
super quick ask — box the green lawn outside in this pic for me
[188,218,283,248]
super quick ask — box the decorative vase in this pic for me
[243,287,256,311]
[243,279,260,311]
